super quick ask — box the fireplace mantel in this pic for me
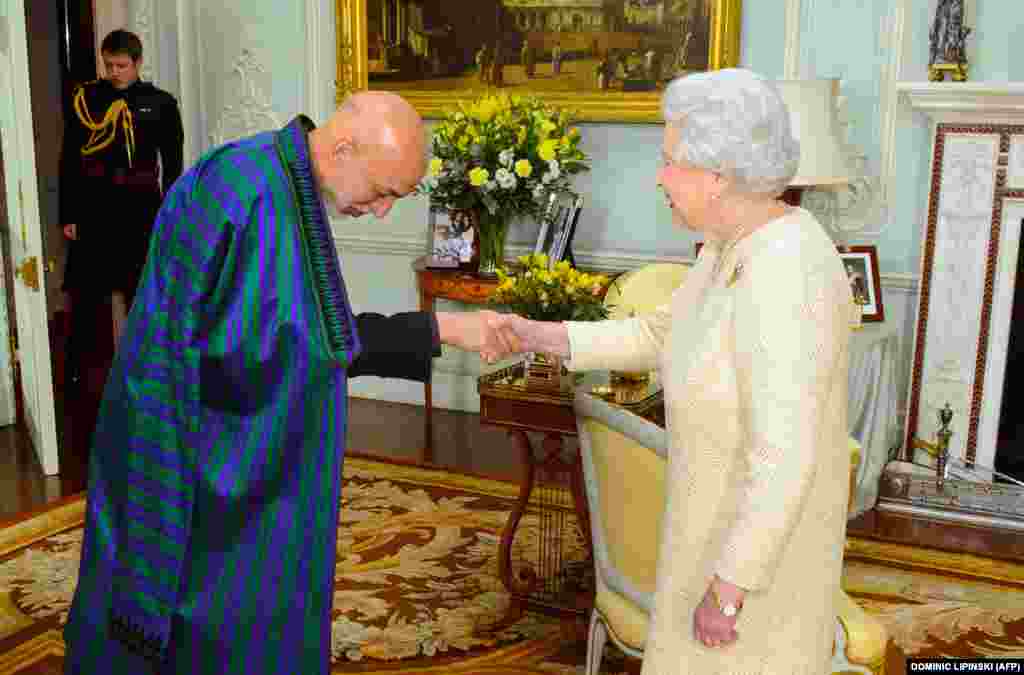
[897,82,1024,124]
[896,80,1024,487]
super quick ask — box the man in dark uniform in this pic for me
[59,29,183,450]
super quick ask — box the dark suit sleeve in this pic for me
[160,94,185,194]
[348,311,442,382]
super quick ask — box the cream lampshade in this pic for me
[774,78,853,187]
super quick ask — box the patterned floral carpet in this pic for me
[1,456,1023,674]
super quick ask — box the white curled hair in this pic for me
[661,68,799,196]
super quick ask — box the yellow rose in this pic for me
[469,167,490,187]
[540,120,557,135]
[517,127,528,145]
[514,159,533,178]
[429,158,443,177]
[538,139,558,162]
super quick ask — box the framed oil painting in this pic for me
[335,0,743,123]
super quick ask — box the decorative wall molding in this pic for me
[131,0,156,82]
[877,0,907,214]
[898,82,1024,124]
[174,0,197,163]
[208,49,282,147]
[0,15,9,56]
[330,231,920,292]
[303,0,327,121]
[782,0,802,78]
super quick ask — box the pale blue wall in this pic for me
[329,0,1022,281]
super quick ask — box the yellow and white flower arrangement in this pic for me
[490,254,611,322]
[420,94,589,272]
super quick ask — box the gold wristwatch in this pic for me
[711,585,743,618]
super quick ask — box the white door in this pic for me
[0,0,59,474]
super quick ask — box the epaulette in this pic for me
[73,78,102,94]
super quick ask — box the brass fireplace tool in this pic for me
[916,403,954,490]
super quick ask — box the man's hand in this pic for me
[62,224,78,240]
[436,310,523,364]
[693,576,743,648]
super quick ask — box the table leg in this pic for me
[499,429,538,597]
[423,380,433,463]
[499,429,594,615]
[418,284,434,462]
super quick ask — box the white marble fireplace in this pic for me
[900,83,1024,477]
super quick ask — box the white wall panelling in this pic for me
[130,0,156,82]
[92,0,128,75]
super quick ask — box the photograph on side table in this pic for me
[425,203,473,269]
[533,191,562,257]
[546,195,583,269]
[838,245,884,323]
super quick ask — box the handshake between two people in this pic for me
[435,310,573,365]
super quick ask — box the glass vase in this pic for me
[472,208,509,278]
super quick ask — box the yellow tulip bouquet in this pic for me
[490,254,611,322]
[420,94,589,275]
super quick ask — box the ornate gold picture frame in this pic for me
[335,0,742,123]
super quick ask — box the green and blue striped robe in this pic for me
[63,116,435,674]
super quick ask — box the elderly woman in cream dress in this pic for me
[493,68,858,674]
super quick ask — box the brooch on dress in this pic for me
[726,263,744,288]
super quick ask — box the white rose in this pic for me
[496,168,517,190]
[499,149,515,167]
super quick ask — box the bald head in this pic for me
[339,91,424,154]
[311,91,427,218]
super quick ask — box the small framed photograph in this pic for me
[533,192,560,256]
[426,204,473,269]
[838,245,885,323]
[546,195,583,269]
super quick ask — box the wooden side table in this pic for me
[413,256,500,459]
[478,365,663,615]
